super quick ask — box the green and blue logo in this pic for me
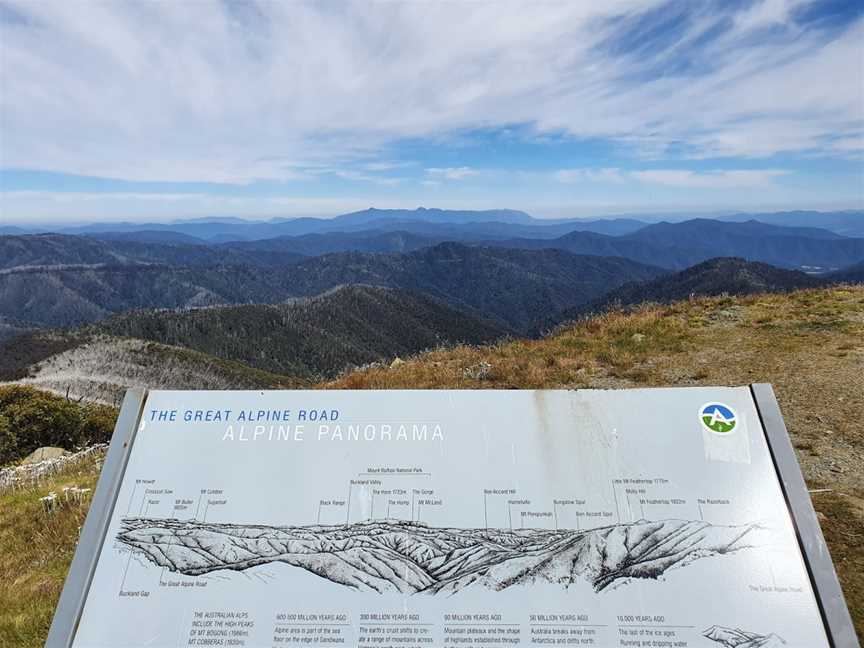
[699,403,738,434]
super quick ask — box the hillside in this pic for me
[87,230,209,245]
[326,286,864,634]
[15,336,298,405]
[0,244,664,331]
[0,315,36,343]
[830,260,864,283]
[564,257,822,319]
[92,285,507,380]
[279,243,665,332]
[222,229,442,255]
[0,437,105,647]
[0,234,304,270]
[0,264,296,328]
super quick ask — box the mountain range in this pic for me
[13,335,298,407]
[0,208,649,241]
[6,252,855,402]
[0,242,664,331]
[4,214,862,275]
[1,285,506,400]
[5,207,863,240]
[490,218,864,270]
[0,208,861,401]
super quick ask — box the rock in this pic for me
[463,362,492,380]
[22,447,70,464]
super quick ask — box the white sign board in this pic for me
[62,388,839,647]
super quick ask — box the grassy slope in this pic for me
[1,286,861,645]
[327,285,864,635]
[0,452,103,647]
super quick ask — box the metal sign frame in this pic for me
[750,384,859,648]
[44,385,859,648]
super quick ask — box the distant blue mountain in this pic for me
[8,211,860,271]
[43,208,648,242]
[0,234,305,270]
[0,226,31,235]
[489,218,864,271]
[627,218,846,242]
[221,230,441,255]
[331,207,535,225]
[88,230,209,245]
[719,210,864,238]
[7,208,862,241]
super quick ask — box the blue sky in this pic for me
[0,0,862,224]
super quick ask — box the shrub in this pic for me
[0,386,116,466]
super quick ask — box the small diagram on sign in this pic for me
[115,517,767,594]
[703,625,786,647]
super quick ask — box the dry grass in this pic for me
[326,286,864,635]
[0,453,103,648]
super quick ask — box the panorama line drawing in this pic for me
[116,517,767,594]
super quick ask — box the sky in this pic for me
[0,0,863,224]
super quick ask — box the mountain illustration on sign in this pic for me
[703,625,787,647]
[116,517,766,594]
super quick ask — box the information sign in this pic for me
[47,387,858,647]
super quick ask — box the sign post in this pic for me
[47,386,858,647]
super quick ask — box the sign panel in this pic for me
[68,388,834,647]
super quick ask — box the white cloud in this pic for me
[554,168,625,184]
[631,169,790,188]
[0,190,396,221]
[4,188,861,225]
[553,167,790,189]
[0,1,861,184]
[426,167,480,180]
[733,0,811,32]
[333,170,401,186]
